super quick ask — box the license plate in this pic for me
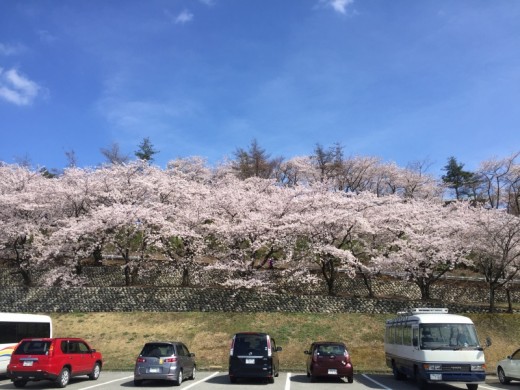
[148,368,160,373]
[245,359,255,364]
[430,373,442,380]
[23,361,33,367]
[328,369,337,375]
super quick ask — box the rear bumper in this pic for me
[134,373,179,381]
[311,365,353,378]
[134,367,180,382]
[8,370,58,381]
[229,366,274,379]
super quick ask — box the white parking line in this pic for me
[182,371,220,389]
[285,372,291,390]
[361,374,393,390]
[79,375,133,390]
[478,385,502,390]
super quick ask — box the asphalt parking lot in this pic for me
[0,372,514,390]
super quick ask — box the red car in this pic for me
[7,338,103,388]
[304,341,354,383]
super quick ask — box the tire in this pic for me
[174,370,183,386]
[306,370,310,378]
[88,362,101,380]
[498,367,510,384]
[133,379,143,386]
[392,363,405,380]
[268,376,274,384]
[414,368,428,390]
[466,385,478,390]
[13,380,27,388]
[188,366,196,380]
[55,367,70,388]
[229,376,237,383]
[347,375,354,383]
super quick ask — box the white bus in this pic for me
[0,313,52,375]
[385,308,490,390]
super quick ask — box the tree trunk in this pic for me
[418,279,431,301]
[18,268,33,287]
[506,288,513,313]
[488,286,496,313]
[321,259,336,296]
[359,271,375,298]
[181,267,190,287]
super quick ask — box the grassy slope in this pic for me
[52,312,520,373]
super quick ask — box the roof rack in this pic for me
[397,308,449,315]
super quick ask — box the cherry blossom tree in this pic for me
[205,175,309,290]
[375,199,471,300]
[0,165,58,285]
[465,207,520,312]
[285,188,377,296]
[475,152,520,210]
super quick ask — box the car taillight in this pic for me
[267,336,272,357]
[48,343,54,357]
[136,357,146,363]
[230,336,235,356]
[164,357,177,363]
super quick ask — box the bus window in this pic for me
[403,325,412,345]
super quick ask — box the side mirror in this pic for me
[276,347,282,352]
[190,353,195,357]
[90,349,96,353]
[304,350,310,355]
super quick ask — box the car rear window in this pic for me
[140,343,175,357]
[315,344,346,355]
[233,334,268,355]
[14,340,52,355]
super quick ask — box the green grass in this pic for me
[52,312,520,373]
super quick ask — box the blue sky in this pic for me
[1,0,519,176]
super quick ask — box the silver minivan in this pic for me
[133,341,195,386]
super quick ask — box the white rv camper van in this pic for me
[385,308,489,390]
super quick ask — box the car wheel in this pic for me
[89,362,101,380]
[392,362,405,380]
[414,368,428,390]
[498,367,510,384]
[189,366,196,380]
[347,375,354,383]
[55,367,70,388]
[306,370,310,378]
[174,369,183,386]
[13,380,27,388]
[466,384,478,390]
[133,379,143,386]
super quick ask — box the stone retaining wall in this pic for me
[1,266,518,313]
[0,286,501,314]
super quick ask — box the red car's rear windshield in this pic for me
[14,340,52,355]
[315,344,346,355]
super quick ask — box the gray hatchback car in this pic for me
[133,341,196,386]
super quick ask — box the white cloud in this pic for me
[0,68,41,106]
[175,10,194,24]
[37,30,58,44]
[321,0,354,14]
[0,43,25,56]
